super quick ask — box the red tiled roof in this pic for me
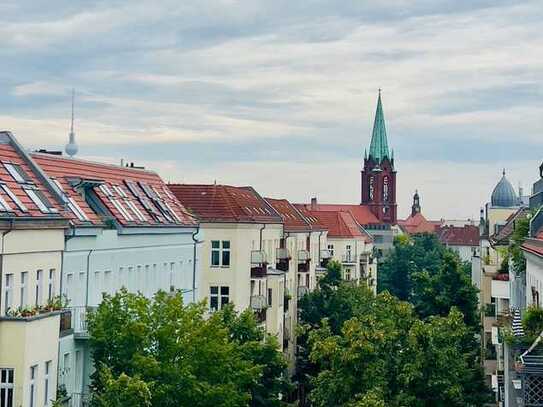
[437,225,479,246]
[0,142,66,219]
[32,153,195,227]
[296,203,380,225]
[398,212,441,235]
[294,207,371,241]
[491,208,530,244]
[168,184,282,223]
[264,198,311,232]
[522,238,543,258]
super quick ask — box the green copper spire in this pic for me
[368,89,390,163]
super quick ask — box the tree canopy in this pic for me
[297,238,489,406]
[88,289,290,407]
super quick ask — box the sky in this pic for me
[1,0,542,220]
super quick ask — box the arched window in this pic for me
[383,176,389,201]
[369,177,374,200]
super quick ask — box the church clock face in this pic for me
[383,176,389,201]
[369,177,374,200]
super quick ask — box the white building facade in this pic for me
[31,152,198,406]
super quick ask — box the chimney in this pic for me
[310,197,317,210]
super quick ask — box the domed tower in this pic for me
[491,169,518,207]
[360,90,397,224]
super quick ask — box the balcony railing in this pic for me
[69,393,90,407]
[251,250,267,264]
[250,295,267,311]
[320,249,332,260]
[276,247,291,260]
[342,254,356,264]
[69,306,97,339]
[298,250,310,262]
[297,286,309,298]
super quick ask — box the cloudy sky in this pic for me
[1,0,542,219]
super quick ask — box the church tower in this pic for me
[411,190,421,217]
[360,90,397,224]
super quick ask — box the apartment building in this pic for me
[264,198,329,368]
[168,184,288,344]
[29,152,198,406]
[0,132,69,407]
[295,206,376,291]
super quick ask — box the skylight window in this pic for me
[111,199,134,222]
[3,163,32,184]
[162,186,175,200]
[113,185,128,198]
[0,193,12,212]
[125,200,147,222]
[23,186,51,213]
[99,184,114,197]
[163,201,181,223]
[68,198,90,222]
[1,184,27,212]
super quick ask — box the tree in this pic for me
[307,291,487,407]
[88,289,288,407]
[378,233,479,329]
[92,369,151,407]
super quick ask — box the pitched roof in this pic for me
[0,134,66,222]
[32,153,195,227]
[398,212,441,235]
[369,91,390,163]
[296,203,380,225]
[491,207,530,245]
[168,184,282,223]
[522,238,543,258]
[294,206,372,241]
[437,225,479,246]
[264,198,311,232]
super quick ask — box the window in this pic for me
[44,361,51,406]
[345,269,351,281]
[209,286,230,312]
[20,272,27,309]
[63,353,70,375]
[125,200,147,222]
[169,263,175,292]
[4,274,12,314]
[23,186,55,213]
[210,286,219,311]
[211,240,230,267]
[268,288,272,307]
[48,269,55,301]
[35,270,42,306]
[111,199,134,221]
[4,163,31,184]
[0,368,14,407]
[29,365,37,407]
[67,197,89,221]
[221,286,229,308]
[327,244,334,256]
[1,184,26,212]
[0,189,11,212]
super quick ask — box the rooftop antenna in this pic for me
[65,88,79,157]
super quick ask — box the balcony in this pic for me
[297,286,309,298]
[276,259,289,272]
[298,261,309,273]
[276,247,291,261]
[320,249,332,260]
[250,295,267,311]
[491,278,510,299]
[68,393,90,407]
[251,250,268,278]
[69,306,97,339]
[341,254,356,264]
[298,250,310,262]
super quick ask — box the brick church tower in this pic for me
[360,91,397,224]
